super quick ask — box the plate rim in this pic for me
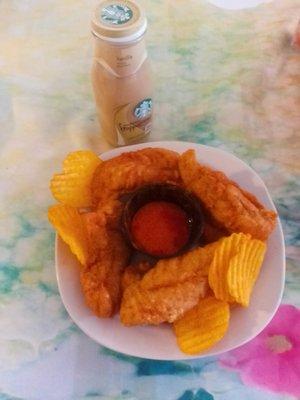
[55,140,285,360]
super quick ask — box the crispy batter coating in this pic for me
[96,197,124,228]
[140,242,217,290]
[120,243,217,326]
[120,280,208,325]
[80,230,129,317]
[121,261,153,292]
[81,195,125,265]
[91,148,181,205]
[80,209,130,317]
[179,150,277,241]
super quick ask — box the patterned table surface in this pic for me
[1,0,299,399]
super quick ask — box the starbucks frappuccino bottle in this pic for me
[91,0,153,146]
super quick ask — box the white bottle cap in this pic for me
[92,0,147,43]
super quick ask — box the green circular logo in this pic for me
[134,98,152,119]
[101,4,133,25]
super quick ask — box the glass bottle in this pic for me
[91,0,153,146]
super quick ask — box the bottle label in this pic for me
[114,98,152,145]
[101,4,133,25]
[94,41,147,77]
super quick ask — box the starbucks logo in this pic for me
[134,98,152,119]
[101,4,133,25]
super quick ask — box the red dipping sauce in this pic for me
[130,201,190,257]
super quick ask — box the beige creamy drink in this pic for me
[91,0,153,146]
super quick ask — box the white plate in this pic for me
[55,141,285,360]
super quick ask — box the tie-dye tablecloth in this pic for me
[1,0,299,399]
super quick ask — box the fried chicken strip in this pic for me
[80,212,131,317]
[80,194,125,264]
[91,148,181,205]
[140,242,217,290]
[179,150,277,241]
[121,280,208,326]
[120,243,217,326]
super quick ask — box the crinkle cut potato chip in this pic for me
[50,150,101,208]
[48,204,89,266]
[173,296,230,355]
[227,238,266,306]
[208,232,266,306]
[208,233,251,302]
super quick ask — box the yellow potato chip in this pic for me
[50,151,101,207]
[173,296,230,355]
[48,204,89,266]
[208,233,250,302]
[227,239,266,306]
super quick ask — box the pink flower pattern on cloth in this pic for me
[220,304,300,396]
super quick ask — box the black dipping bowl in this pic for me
[122,183,204,259]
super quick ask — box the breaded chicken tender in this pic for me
[80,211,131,317]
[179,150,277,241]
[91,148,181,205]
[120,243,217,326]
[121,280,208,325]
[81,194,125,264]
[139,242,217,290]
